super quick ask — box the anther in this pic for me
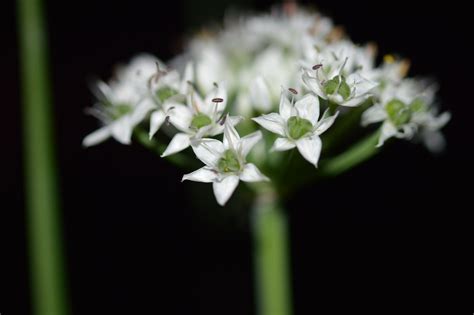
[312,64,323,70]
[212,98,224,103]
[288,88,298,95]
[218,115,227,126]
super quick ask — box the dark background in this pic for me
[2,0,473,314]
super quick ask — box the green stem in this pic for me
[17,0,69,314]
[320,129,380,177]
[252,184,292,315]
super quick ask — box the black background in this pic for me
[2,0,473,314]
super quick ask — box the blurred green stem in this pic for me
[17,0,69,314]
[320,129,381,177]
[252,184,292,315]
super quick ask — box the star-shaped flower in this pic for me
[182,118,268,206]
[361,80,450,151]
[252,88,338,167]
[150,83,242,157]
[82,55,160,147]
[302,57,377,107]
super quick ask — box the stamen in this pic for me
[288,88,298,95]
[165,116,171,126]
[218,115,227,126]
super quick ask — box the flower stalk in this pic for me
[17,0,69,313]
[252,184,292,315]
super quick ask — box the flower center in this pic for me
[324,76,351,100]
[386,99,411,126]
[287,116,313,140]
[156,87,177,102]
[111,104,132,119]
[409,98,426,113]
[217,149,241,173]
[191,113,213,129]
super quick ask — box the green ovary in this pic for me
[324,76,351,100]
[287,116,313,140]
[386,99,411,126]
[217,149,241,173]
[111,104,132,119]
[191,113,213,129]
[156,87,177,102]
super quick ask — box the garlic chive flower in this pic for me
[302,59,377,107]
[182,117,268,206]
[155,83,242,157]
[361,80,450,151]
[253,88,338,167]
[83,55,160,146]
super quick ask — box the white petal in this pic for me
[149,110,166,139]
[239,131,262,158]
[302,71,326,99]
[209,115,243,137]
[294,94,320,125]
[161,133,191,157]
[279,89,292,120]
[168,103,193,132]
[340,95,369,107]
[110,116,133,144]
[182,167,218,183]
[314,111,339,135]
[191,138,225,167]
[361,105,386,126]
[271,137,296,151]
[252,113,286,137]
[296,136,322,167]
[377,122,398,147]
[213,175,240,206]
[203,82,227,116]
[347,73,378,96]
[82,125,112,147]
[422,130,446,153]
[250,77,272,112]
[179,62,194,94]
[223,118,241,150]
[130,98,156,125]
[240,163,269,182]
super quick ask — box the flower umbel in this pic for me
[83,5,451,206]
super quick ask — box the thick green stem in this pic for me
[320,129,380,177]
[252,184,292,315]
[17,0,69,314]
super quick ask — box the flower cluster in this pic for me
[84,6,450,205]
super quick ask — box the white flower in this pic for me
[302,58,377,107]
[252,89,338,167]
[361,79,450,150]
[182,118,268,206]
[83,55,160,147]
[153,83,242,157]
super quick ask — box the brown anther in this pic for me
[288,88,298,95]
[312,64,323,70]
[218,115,227,126]
[212,98,224,103]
